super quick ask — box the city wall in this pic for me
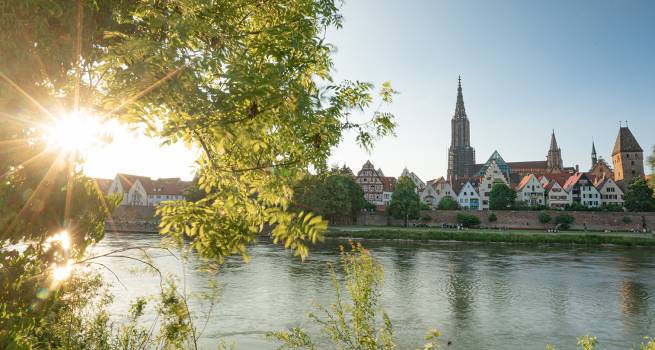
[357,210,655,232]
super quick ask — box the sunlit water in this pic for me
[91,232,655,349]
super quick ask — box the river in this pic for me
[91,232,655,349]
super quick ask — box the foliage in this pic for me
[488,212,497,222]
[554,214,575,230]
[437,196,458,210]
[538,211,552,224]
[622,216,632,224]
[1,0,395,265]
[456,213,480,228]
[291,167,367,224]
[624,178,655,212]
[649,146,655,188]
[489,183,517,210]
[576,335,597,350]
[268,243,440,350]
[387,176,421,227]
[421,215,432,222]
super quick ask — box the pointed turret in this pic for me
[591,141,598,167]
[546,130,563,172]
[611,126,644,187]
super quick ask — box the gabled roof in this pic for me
[612,127,642,155]
[562,172,585,190]
[117,173,153,193]
[151,178,192,195]
[516,174,537,191]
[477,150,510,176]
[93,178,113,194]
[533,172,572,187]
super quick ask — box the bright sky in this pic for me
[84,0,654,181]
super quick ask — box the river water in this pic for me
[92,232,655,349]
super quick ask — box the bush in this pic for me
[456,213,481,228]
[538,211,552,224]
[488,212,497,222]
[554,213,575,230]
[622,216,632,224]
[437,196,458,210]
[421,215,432,222]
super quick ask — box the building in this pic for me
[595,178,624,207]
[355,160,385,207]
[447,76,476,182]
[478,160,509,210]
[106,174,190,206]
[563,172,601,208]
[544,179,571,209]
[545,130,564,172]
[456,181,480,210]
[427,177,457,207]
[381,177,396,207]
[612,125,644,190]
[588,158,614,184]
[515,174,545,207]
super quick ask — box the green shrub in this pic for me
[437,196,458,210]
[554,213,575,230]
[538,211,551,224]
[488,212,497,222]
[456,213,481,228]
[622,216,632,224]
[421,215,432,222]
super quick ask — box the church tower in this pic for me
[591,141,598,167]
[612,125,644,187]
[546,130,563,172]
[447,76,476,182]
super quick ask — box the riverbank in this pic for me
[326,226,655,246]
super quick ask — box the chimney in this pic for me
[575,164,579,173]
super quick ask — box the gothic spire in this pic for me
[549,129,559,151]
[454,75,466,119]
[591,141,598,166]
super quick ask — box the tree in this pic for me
[649,146,655,188]
[437,196,458,210]
[488,212,498,222]
[456,213,481,227]
[624,178,655,212]
[489,183,517,210]
[538,211,552,224]
[387,176,421,227]
[554,214,575,230]
[291,170,366,224]
[0,0,396,346]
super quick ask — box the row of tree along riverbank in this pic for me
[326,228,655,246]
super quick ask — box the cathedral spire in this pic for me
[549,129,559,151]
[454,75,466,119]
[591,141,598,167]
[546,130,563,172]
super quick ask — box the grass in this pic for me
[326,227,655,247]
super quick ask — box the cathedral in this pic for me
[446,77,571,185]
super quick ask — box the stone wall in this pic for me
[357,210,655,232]
[112,205,156,222]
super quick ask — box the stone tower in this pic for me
[546,130,563,172]
[612,125,644,187]
[591,141,598,167]
[447,76,476,182]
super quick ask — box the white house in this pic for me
[402,168,440,208]
[456,181,480,210]
[107,174,190,206]
[427,177,457,207]
[478,160,509,210]
[563,173,601,208]
[595,178,624,207]
[544,180,571,209]
[515,174,545,207]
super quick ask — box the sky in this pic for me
[84,0,654,181]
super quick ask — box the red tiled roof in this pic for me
[381,177,396,192]
[516,174,533,190]
[151,178,192,195]
[562,172,584,190]
[534,173,573,187]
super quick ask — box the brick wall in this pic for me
[357,210,655,232]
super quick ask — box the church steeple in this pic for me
[447,76,475,181]
[546,130,563,172]
[454,75,466,119]
[591,141,598,167]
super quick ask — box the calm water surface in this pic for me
[92,232,655,349]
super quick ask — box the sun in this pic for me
[45,111,106,155]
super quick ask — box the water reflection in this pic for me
[95,233,655,350]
